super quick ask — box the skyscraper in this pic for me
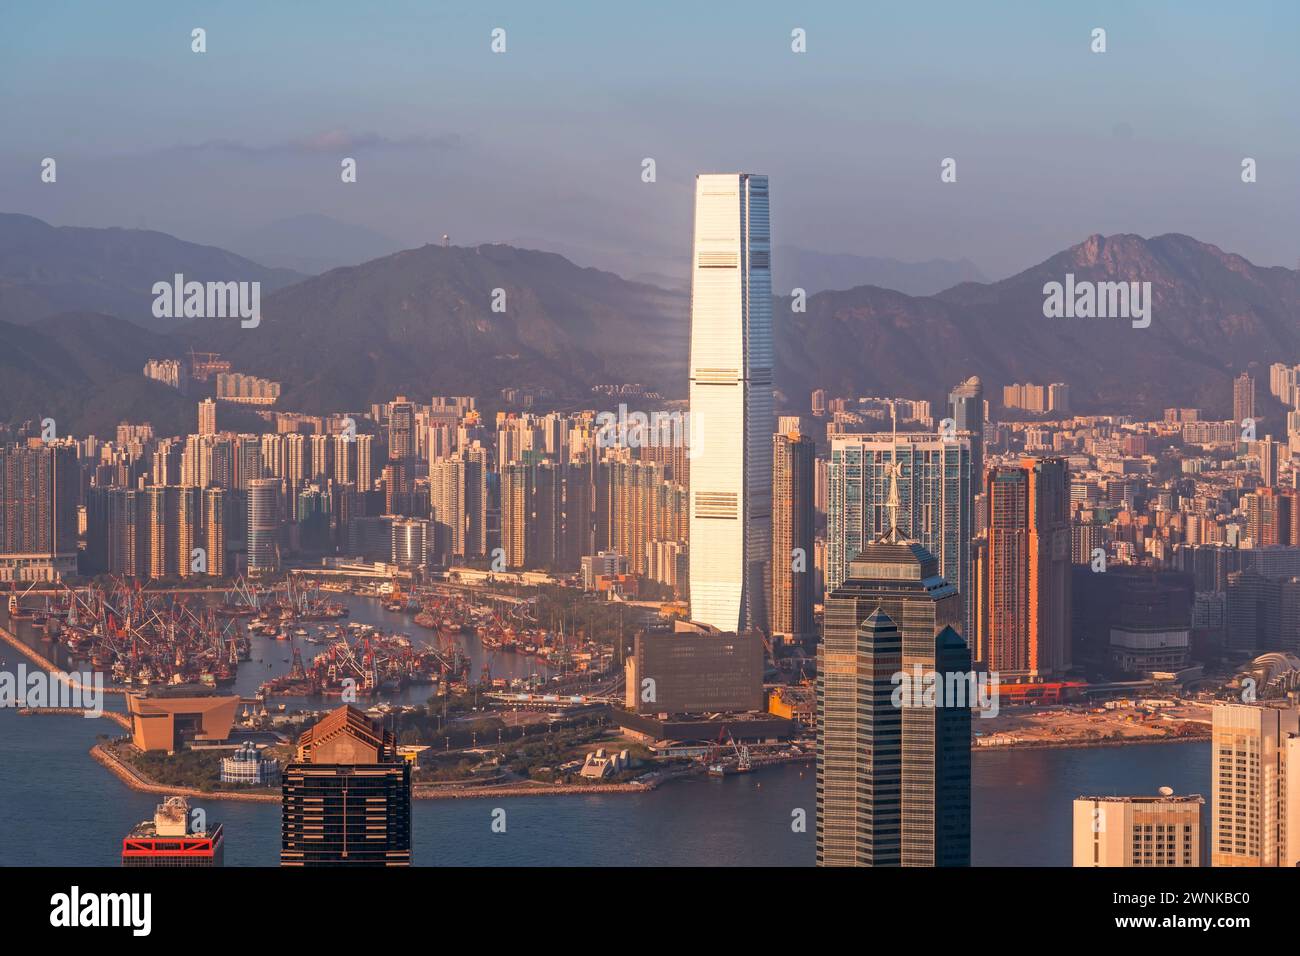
[309,433,333,484]
[122,796,224,868]
[354,433,375,491]
[284,433,307,491]
[1243,486,1297,547]
[818,607,903,866]
[143,486,201,580]
[827,430,973,631]
[1254,437,1279,488]
[595,457,686,577]
[247,478,280,575]
[771,428,816,646]
[387,397,416,463]
[948,376,984,484]
[1211,701,1300,867]
[256,434,279,482]
[84,486,145,577]
[499,461,529,569]
[819,532,970,866]
[281,705,412,867]
[1234,371,1256,426]
[331,434,353,486]
[197,398,217,436]
[202,487,226,577]
[430,445,488,561]
[234,435,263,491]
[982,457,1071,680]
[390,517,432,569]
[688,172,772,633]
[0,442,78,582]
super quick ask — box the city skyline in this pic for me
[2,7,1298,939]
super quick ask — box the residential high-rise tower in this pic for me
[771,427,816,646]
[1211,702,1300,867]
[981,457,1071,679]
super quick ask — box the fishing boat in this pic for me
[7,594,34,620]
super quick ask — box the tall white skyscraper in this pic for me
[688,173,772,632]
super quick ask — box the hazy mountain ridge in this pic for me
[1,216,1297,427]
[0,213,303,330]
[0,312,200,435]
[185,242,689,413]
[773,245,987,297]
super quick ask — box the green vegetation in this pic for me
[112,740,287,794]
[407,714,659,786]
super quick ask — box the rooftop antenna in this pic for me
[882,399,905,542]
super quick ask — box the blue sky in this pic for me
[2,0,1296,280]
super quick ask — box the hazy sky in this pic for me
[2,0,1297,281]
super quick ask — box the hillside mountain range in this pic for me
[0,213,302,330]
[1,214,1297,434]
[0,312,265,437]
[772,245,987,296]
[184,242,687,414]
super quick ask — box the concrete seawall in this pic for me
[88,740,670,803]
[0,620,125,696]
[90,743,281,804]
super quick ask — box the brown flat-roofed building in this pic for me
[624,621,764,716]
[126,691,239,753]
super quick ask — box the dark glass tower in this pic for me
[281,705,412,867]
[818,538,971,866]
[817,607,902,866]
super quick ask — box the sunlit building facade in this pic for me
[688,172,772,633]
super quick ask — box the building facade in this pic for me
[818,540,971,867]
[1072,793,1205,867]
[246,478,280,574]
[0,442,78,582]
[1211,702,1300,867]
[624,622,764,716]
[827,433,973,633]
[771,430,816,645]
[281,705,412,867]
[982,457,1071,680]
[688,172,773,633]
